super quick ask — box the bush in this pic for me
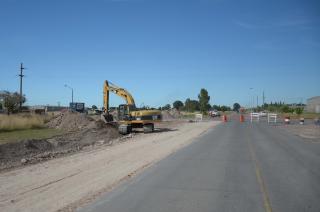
[295,107,303,115]
[281,105,290,113]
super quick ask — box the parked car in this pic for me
[209,110,221,117]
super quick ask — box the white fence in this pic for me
[250,112,278,124]
[267,113,277,124]
[250,113,260,122]
[195,113,203,122]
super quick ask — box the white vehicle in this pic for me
[209,110,221,117]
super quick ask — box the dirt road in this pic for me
[0,121,219,212]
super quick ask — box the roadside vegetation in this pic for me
[0,90,65,144]
[159,88,232,114]
[0,114,61,144]
[249,102,318,119]
[0,91,26,114]
[0,114,54,132]
[0,128,63,145]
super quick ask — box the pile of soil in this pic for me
[0,112,121,171]
[170,108,182,118]
[46,111,96,131]
[161,109,182,121]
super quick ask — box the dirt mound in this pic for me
[0,139,54,159]
[1,112,121,171]
[170,108,182,118]
[161,109,182,121]
[46,111,95,131]
[161,111,174,121]
[0,139,55,167]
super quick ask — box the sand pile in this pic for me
[46,111,95,131]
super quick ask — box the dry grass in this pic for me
[0,114,54,132]
[280,112,319,120]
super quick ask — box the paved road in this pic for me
[80,120,320,212]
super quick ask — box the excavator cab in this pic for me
[118,104,135,121]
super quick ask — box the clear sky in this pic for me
[0,0,319,108]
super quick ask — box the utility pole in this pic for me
[64,84,74,104]
[257,96,259,108]
[19,63,25,110]
[262,91,265,106]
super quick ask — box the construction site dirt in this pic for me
[0,111,121,171]
[0,113,218,212]
[0,111,199,171]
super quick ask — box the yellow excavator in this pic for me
[102,80,162,134]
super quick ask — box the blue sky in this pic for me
[0,0,319,108]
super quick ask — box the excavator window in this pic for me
[118,104,130,121]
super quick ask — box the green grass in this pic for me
[0,128,64,145]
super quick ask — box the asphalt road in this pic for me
[80,119,320,212]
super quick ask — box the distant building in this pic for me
[306,96,320,113]
[29,105,68,112]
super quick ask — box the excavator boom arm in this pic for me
[103,80,135,112]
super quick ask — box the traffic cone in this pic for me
[240,115,244,122]
[222,115,227,122]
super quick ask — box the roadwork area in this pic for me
[0,120,218,212]
[0,112,121,170]
[79,119,320,212]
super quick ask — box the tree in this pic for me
[184,98,200,112]
[92,105,98,110]
[212,105,220,111]
[220,105,231,112]
[198,88,210,114]
[295,107,303,115]
[281,105,290,113]
[173,100,184,110]
[0,91,26,114]
[233,103,241,112]
[162,104,171,110]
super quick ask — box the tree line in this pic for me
[258,102,304,114]
[159,88,232,113]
